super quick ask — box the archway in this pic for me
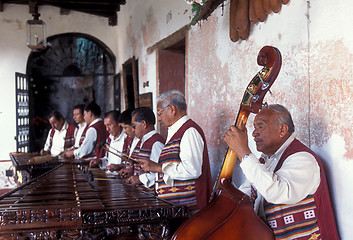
[26,33,116,152]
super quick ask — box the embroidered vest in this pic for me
[264,139,340,240]
[49,123,76,151]
[133,133,165,176]
[124,140,141,171]
[79,125,89,146]
[156,119,212,211]
[122,136,133,157]
[105,136,112,158]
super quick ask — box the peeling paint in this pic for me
[1,18,23,30]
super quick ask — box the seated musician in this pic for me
[127,107,165,189]
[138,90,212,211]
[63,101,108,160]
[40,111,76,157]
[114,109,140,178]
[90,110,126,170]
[223,104,339,240]
[72,104,87,148]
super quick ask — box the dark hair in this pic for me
[73,104,85,115]
[84,101,101,117]
[132,107,155,125]
[118,109,134,125]
[104,110,120,123]
[49,111,64,121]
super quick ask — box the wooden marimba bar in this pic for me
[0,164,188,239]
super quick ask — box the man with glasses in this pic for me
[138,90,212,212]
[126,107,164,189]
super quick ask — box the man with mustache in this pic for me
[138,90,212,212]
[224,104,339,240]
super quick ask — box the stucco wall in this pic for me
[116,0,352,238]
[0,0,352,238]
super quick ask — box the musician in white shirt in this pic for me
[72,104,87,148]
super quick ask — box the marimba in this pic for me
[0,164,188,239]
[9,152,89,184]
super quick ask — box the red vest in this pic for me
[90,120,108,159]
[49,122,76,150]
[157,119,212,211]
[80,120,108,159]
[264,139,340,240]
[133,133,165,176]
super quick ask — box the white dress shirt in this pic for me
[161,115,204,186]
[43,121,70,157]
[100,131,126,169]
[73,118,102,158]
[239,135,320,217]
[138,130,164,188]
[74,122,87,148]
[129,137,140,156]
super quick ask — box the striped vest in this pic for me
[121,136,135,171]
[122,136,133,157]
[79,125,89,146]
[49,123,76,151]
[133,133,165,176]
[104,136,112,158]
[156,119,212,211]
[264,139,340,240]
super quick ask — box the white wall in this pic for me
[0,4,118,186]
[0,0,352,238]
[115,0,353,238]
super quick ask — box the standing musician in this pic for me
[63,101,108,160]
[138,90,212,211]
[127,107,165,188]
[224,104,339,240]
[40,111,76,157]
[90,110,126,169]
[72,104,87,148]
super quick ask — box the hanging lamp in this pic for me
[26,9,47,51]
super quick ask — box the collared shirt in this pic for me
[138,130,164,188]
[101,131,126,168]
[239,135,320,216]
[43,121,70,157]
[74,118,102,158]
[129,137,140,156]
[161,115,204,186]
[74,122,87,148]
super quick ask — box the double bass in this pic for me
[172,46,281,239]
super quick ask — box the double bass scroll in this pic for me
[172,46,281,240]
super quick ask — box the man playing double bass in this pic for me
[224,104,339,239]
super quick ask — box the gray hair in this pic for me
[157,90,187,112]
[263,104,295,133]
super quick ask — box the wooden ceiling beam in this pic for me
[28,0,38,15]
[1,0,124,25]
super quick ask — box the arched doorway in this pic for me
[26,33,116,152]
